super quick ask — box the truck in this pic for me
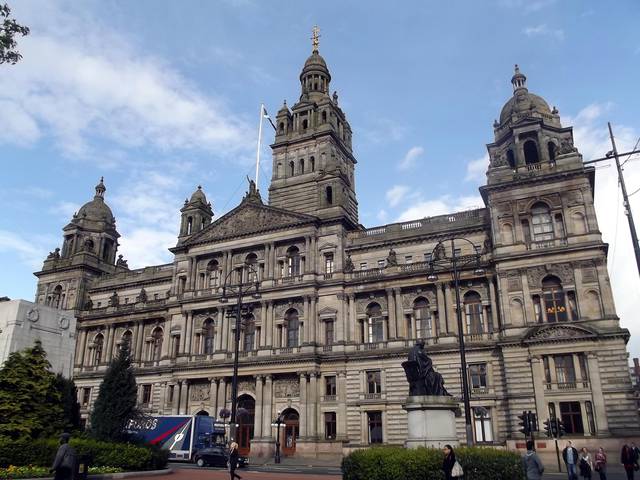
[126,415,226,461]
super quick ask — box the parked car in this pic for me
[193,445,248,468]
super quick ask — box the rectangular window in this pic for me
[325,376,337,396]
[367,317,384,343]
[324,412,337,440]
[454,248,462,257]
[544,288,567,322]
[464,302,485,335]
[473,407,493,443]
[377,260,385,269]
[469,363,487,392]
[360,262,368,271]
[554,355,576,387]
[82,387,91,406]
[522,220,532,244]
[142,385,152,405]
[585,401,596,435]
[173,335,180,357]
[543,357,552,385]
[559,401,584,434]
[532,210,554,241]
[367,411,383,444]
[168,385,174,403]
[578,353,589,384]
[325,254,334,274]
[405,255,413,264]
[325,320,334,345]
[533,295,543,323]
[366,370,382,394]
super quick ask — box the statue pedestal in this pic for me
[402,395,459,449]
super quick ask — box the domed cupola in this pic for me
[178,185,213,241]
[299,26,331,100]
[60,177,120,263]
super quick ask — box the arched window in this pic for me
[365,303,384,343]
[245,253,258,283]
[207,259,220,287]
[286,246,300,277]
[299,158,304,174]
[279,122,284,134]
[325,186,333,205]
[243,314,255,352]
[464,292,484,335]
[532,295,543,323]
[548,142,556,162]
[52,285,63,309]
[542,275,567,323]
[121,330,133,352]
[277,162,282,178]
[310,156,315,171]
[507,149,516,169]
[285,309,299,347]
[203,318,215,355]
[414,297,433,338]
[93,333,104,366]
[289,161,295,177]
[187,217,193,235]
[531,203,554,241]
[150,327,163,361]
[524,140,540,165]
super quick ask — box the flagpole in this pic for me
[255,103,264,186]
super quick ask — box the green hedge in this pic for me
[341,446,525,480]
[0,438,168,471]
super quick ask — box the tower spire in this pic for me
[511,64,527,92]
[95,176,106,199]
[311,25,320,53]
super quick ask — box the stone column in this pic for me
[304,236,311,273]
[521,270,533,325]
[586,353,610,434]
[394,288,404,338]
[181,380,190,414]
[303,296,310,344]
[174,381,182,415]
[160,382,168,414]
[209,377,217,415]
[218,378,227,412]
[386,289,396,339]
[77,328,88,367]
[185,312,193,356]
[265,301,273,347]
[312,296,318,344]
[337,370,347,439]
[215,308,224,351]
[310,236,317,273]
[337,293,346,343]
[222,309,230,352]
[254,375,264,438]
[488,276,499,332]
[104,325,114,363]
[348,294,356,342]
[135,321,145,361]
[262,375,273,438]
[308,372,318,439]
[530,356,547,425]
[260,302,268,347]
[444,283,454,333]
[299,372,308,438]
[186,257,194,290]
[436,283,447,336]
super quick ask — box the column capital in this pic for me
[348,293,355,300]
[337,370,347,377]
[385,288,394,295]
[265,374,273,382]
[255,374,264,381]
[297,371,308,379]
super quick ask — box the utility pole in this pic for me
[607,122,640,278]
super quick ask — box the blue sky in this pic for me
[1,0,640,356]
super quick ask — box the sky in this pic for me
[1,0,640,358]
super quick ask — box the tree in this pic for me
[90,344,139,441]
[55,374,81,432]
[0,341,64,440]
[0,2,30,65]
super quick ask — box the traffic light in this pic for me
[529,412,538,432]
[543,419,552,438]
[518,411,531,436]
[557,419,566,438]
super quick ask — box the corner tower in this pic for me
[268,28,359,227]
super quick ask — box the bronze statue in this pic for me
[385,247,398,267]
[402,339,450,396]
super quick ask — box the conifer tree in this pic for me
[0,341,64,440]
[55,373,81,432]
[90,343,138,441]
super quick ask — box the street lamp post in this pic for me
[270,411,284,463]
[220,261,260,443]
[427,237,485,446]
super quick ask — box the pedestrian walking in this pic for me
[49,433,76,480]
[579,447,593,479]
[563,440,579,480]
[633,443,640,471]
[522,440,545,480]
[594,447,607,480]
[442,444,463,480]
[227,442,241,480]
[622,444,637,480]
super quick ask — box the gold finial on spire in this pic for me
[311,25,320,52]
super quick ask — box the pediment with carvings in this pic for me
[524,324,596,343]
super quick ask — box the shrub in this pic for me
[0,466,123,479]
[0,438,168,471]
[341,446,525,480]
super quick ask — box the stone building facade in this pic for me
[34,45,639,456]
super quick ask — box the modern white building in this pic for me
[0,298,76,377]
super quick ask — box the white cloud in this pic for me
[523,24,565,41]
[48,201,82,221]
[397,195,483,222]
[0,3,252,161]
[361,117,408,145]
[385,185,411,207]
[0,230,53,270]
[500,0,557,13]
[465,154,489,183]
[398,146,424,170]
[377,210,389,223]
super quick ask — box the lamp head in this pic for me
[427,272,438,282]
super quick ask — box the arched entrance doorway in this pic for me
[281,409,299,456]
[237,395,255,456]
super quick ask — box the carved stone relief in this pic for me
[190,383,210,401]
[238,379,256,394]
[526,263,574,288]
[581,265,598,283]
[274,377,300,398]
[566,189,584,206]
[507,273,522,292]
[274,301,303,317]
[356,294,387,313]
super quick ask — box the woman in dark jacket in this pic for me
[228,442,241,480]
[442,444,457,480]
[621,444,636,480]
